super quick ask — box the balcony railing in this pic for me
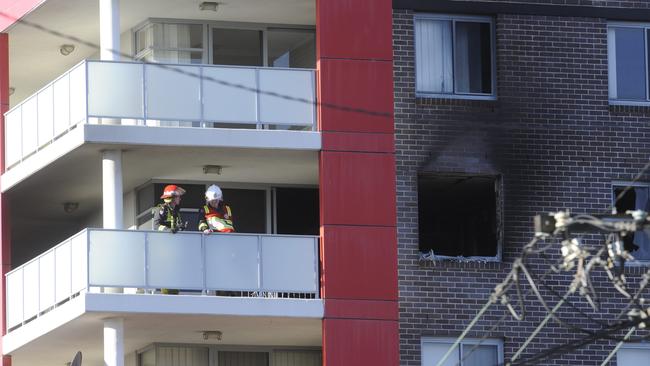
[5,229,320,331]
[4,60,317,169]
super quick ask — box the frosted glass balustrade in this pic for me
[22,261,39,321]
[5,229,319,331]
[52,75,70,136]
[39,251,55,313]
[145,64,202,121]
[37,87,54,146]
[89,230,146,287]
[5,61,316,170]
[259,69,315,125]
[88,62,144,119]
[205,234,259,290]
[5,108,21,167]
[21,96,38,157]
[262,236,318,292]
[202,67,258,123]
[55,242,72,303]
[147,232,203,289]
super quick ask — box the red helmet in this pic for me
[160,184,186,199]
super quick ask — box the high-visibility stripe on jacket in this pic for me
[153,203,182,231]
[198,203,234,232]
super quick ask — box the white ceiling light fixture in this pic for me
[59,44,76,56]
[63,202,79,214]
[202,330,222,340]
[199,2,219,12]
[203,165,222,175]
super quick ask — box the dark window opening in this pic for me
[275,187,319,235]
[222,188,267,233]
[418,175,499,258]
[613,185,650,260]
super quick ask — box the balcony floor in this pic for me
[4,292,323,366]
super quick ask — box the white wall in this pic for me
[124,190,137,230]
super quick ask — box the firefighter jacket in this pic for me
[198,202,235,233]
[153,203,183,232]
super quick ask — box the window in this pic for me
[415,14,495,98]
[608,23,650,104]
[137,343,322,366]
[613,183,650,261]
[418,175,501,260]
[134,21,315,69]
[617,344,650,365]
[421,337,503,366]
[135,23,205,64]
[134,182,318,235]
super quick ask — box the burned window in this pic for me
[418,175,500,259]
[613,184,650,261]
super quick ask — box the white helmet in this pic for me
[205,184,223,201]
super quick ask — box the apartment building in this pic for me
[0,1,397,365]
[394,0,650,365]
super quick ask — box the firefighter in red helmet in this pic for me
[153,184,186,233]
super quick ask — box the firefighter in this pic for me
[198,184,235,233]
[153,184,186,233]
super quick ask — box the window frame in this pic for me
[421,337,504,366]
[414,13,497,100]
[611,181,650,264]
[417,173,503,262]
[607,21,650,106]
[617,342,650,366]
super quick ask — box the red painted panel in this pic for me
[323,319,399,366]
[316,0,393,60]
[320,152,396,226]
[322,131,394,153]
[0,0,45,31]
[318,59,394,134]
[320,225,397,301]
[325,299,398,321]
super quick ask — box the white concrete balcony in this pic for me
[4,60,317,171]
[3,228,322,360]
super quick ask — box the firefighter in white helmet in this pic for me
[199,184,235,233]
[153,184,186,233]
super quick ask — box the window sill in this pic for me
[416,95,498,108]
[609,101,650,114]
[419,251,505,270]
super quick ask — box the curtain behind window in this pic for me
[416,19,453,93]
[272,350,321,366]
[157,346,209,366]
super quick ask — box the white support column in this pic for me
[100,0,120,61]
[103,150,123,229]
[99,0,121,125]
[104,318,124,366]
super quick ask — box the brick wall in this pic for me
[394,4,650,365]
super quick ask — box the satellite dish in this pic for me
[70,351,82,366]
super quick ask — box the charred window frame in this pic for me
[612,182,650,262]
[418,174,502,261]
